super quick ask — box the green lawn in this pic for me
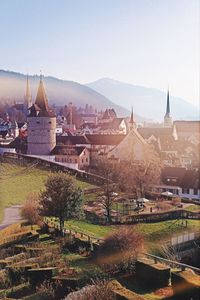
[64,219,200,244]
[0,162,96,222]
[65,220,114,238]
[136,219,200,242]
[185,204,200,212]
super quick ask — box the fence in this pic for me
[45,218,200,275]
[45,218,104,244]
[2,152,106,186]
[114,209,200,224]
[142,252,200,274]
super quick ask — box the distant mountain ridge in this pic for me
[0,70,145,121]
[86,78,199,121]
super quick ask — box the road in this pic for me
[0,205,22,231]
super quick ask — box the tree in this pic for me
[118,146,161,198]
[96,226,143,272]
[39,173,83,233]
[95,157,119,224]
[21,193,41,225]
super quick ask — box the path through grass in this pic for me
[0,162,96,222]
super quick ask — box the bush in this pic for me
[156,201,172,211]
[0,269,11,289]
[65,280,116,300]
[96,226,143,272]
[21,193,41,225]
[172,197,182,206]
[36,280,56,299]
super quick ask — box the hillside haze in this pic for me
[86,78,199,121]
[0,70,138,119]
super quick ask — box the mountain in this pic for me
[86,78,199,121]
[0,70,149,120]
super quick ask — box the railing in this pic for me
[45,218,104,244]
[142,252,200,274]
[117,209,200,224]
[45,218,200,275]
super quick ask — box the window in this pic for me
[49,121,52,124]
[82,159,84,163]
[194,189,198,195]
[182,188,189,194]
[36,121,40,124]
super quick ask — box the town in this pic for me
[0,74,199,201]
[0,0,200,299]
[0,73,199,300]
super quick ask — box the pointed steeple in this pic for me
[130,106,136,130]
[24,74,32,108]
[165,89,170,117]
[35,74,49,111]
[164,89,172,127]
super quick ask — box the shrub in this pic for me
[65,280,116,300]
[0,269,11,289]
[156,201,172,211]
[172,197,182,206]
[96,226,143,272]
[36,280,56,299]
[21,193,41,225]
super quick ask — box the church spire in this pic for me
[130,106,136,130]
[164,89,173,127]
[165,89,170,117]
[24,74,32,108]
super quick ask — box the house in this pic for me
[56,133,125,166]
[51,145,90,170]
[97,118,128,135]
[80,113,98,125]
[99,108,117,123]
[108,127,148,162]
[152,167,200,200]
[173,121,200,145]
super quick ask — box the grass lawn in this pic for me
[0,162,97,222]
[64,219,200,245]
[65,220,114,238]
[185,204,200,212]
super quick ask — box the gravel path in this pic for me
[0,205,22,231]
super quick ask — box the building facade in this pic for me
[27,76,56,155]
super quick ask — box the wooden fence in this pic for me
[113,209,200,224]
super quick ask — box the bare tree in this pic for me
[21,192,41,225]
[95,157,119,223]
[118,146,161,198]
[96,226,143,272]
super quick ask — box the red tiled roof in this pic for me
[162,167,200,189]
[173,121,200,133]
[86,134,125,145]
[102,108,117,120]
[56,135,90,145]
[100,118,125,130]
[51,145,87,156]
[138,127,173,139]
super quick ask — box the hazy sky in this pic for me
[0,0,199,106]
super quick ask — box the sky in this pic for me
[0,0,199,106]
